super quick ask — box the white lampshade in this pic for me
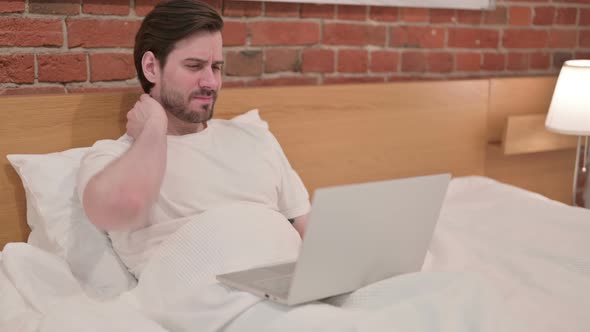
[545,60,590,135]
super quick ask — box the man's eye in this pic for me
[187,64,203,70]
[212,65,222,72]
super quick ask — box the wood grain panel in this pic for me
[0,93,137,247]
[486,144,575,204]
[0,80,489,247]
[488,76,557,142]
[217,81,489,193]
[502,114,577,155]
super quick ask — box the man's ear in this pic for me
[142,51,160,84]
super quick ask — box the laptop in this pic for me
[216,173,451,306]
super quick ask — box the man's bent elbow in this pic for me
[82,186,148,231]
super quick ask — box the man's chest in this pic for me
[159,144,281,209]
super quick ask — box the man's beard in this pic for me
[160,84,217,124]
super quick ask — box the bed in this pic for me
[1,77,589,331]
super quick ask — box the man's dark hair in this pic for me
[134,0,224,93]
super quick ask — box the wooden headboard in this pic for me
[0,77,566,248]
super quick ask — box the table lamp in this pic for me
[545,60,590,207]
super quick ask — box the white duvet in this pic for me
[1,176,589,332]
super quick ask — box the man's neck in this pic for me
[166,112,207,135]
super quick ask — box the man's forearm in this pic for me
[83,118,167,231]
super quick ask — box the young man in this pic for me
[77,0,310,277]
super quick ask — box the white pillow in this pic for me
[230,108,268,129]
[7,148,137,299]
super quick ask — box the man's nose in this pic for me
[199,67,219,90]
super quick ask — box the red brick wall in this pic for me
[0,0,587,95]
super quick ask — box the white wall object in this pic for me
[241,0,495,10]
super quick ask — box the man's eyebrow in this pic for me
[184,58,207,63]
[184,58,224,65]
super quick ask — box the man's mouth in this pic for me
[192,95,213,102]
[190,90,216,103]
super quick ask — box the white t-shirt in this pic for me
[77,118,310,276]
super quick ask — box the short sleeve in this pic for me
[268,133,311,219]
[76,135,132,203]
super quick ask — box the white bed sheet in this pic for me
[1,176,589,332]
[427,176,590,331]
[0,251,41,332]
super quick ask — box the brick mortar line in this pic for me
[61,18,68,50]
[394,48,582,53]
[221,46,588,55]
[64,81,140,92]
[396,46,402,72]
[318,73,324,84]
[318,17,324,49]
[368,46,373,71]
[321,73,393,77]
[244,71,317,78]
[261,41,267,73]
[500,5,590,9]
[409,23,586,28]
[85,53,91,84]
[0,14,584,24]
[222,77,321,84]
[2,3,590,18]
[74,70,562,83]
[0,82,64,88]
[0,48,135,54]
[320,68,558,76]
[66,14,144,21]
[334,47,340,73]
[443,19,452,70]
[33,53,38,83]
[1,69,562,90]
[396,68,557,78]
[452,42,458,72]
[226,4,590,20]
[0,47,590,56]
[4,45,585,56]
[129,0,137,17]
[383,19,391,49]
[498,1,590,6]
[0,12,143,20]
[66,79,139,87]
[316,70,546,78]
[498,27,506,53]
[2,14,587,28]
[231,16,589,29]
[63,48,135,54]
[296,48,303,75]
